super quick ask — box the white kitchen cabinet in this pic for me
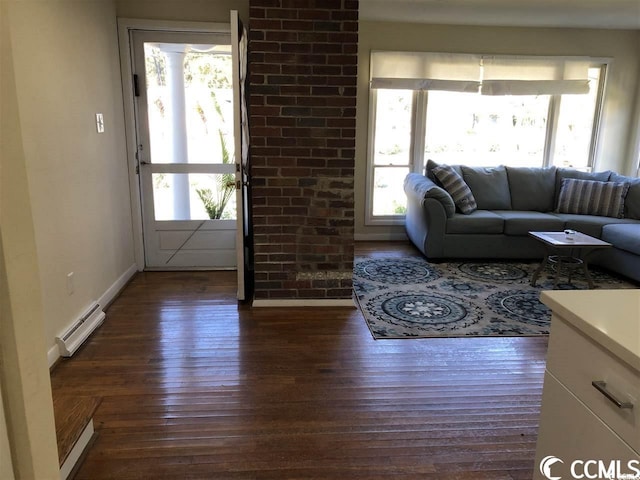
[534,290,640,480]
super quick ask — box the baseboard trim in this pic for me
[252,298,356,308]
[98,263,138,311]
[47,344,61,369]
[354,232,408,241]
[59,419,95,480]
[48,264,138,369]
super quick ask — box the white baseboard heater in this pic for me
[56,302,105,357]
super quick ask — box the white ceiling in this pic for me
[359,0,640,30]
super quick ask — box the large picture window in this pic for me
[366,51,607,224]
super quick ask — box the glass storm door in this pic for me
[131,29,240,270]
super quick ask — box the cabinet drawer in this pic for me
[546,315,640,452]
[535,373,639,480]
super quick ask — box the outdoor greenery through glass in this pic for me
[145,44,236,221]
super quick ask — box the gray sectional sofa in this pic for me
[404,160,640,283]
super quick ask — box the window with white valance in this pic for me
[370,51,592,95]
[366,51,608,223]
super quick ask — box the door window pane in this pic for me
[153,173,236,221]
[144,43,234,165]
[424,91,549,167]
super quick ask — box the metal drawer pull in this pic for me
[591,381,634,409]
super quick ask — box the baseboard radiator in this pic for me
[56,302,105,357]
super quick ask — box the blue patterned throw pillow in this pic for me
[432,165,478,214]
[556,178,629,218]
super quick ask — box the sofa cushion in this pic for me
[506,166,556,212]
[461,165,512,210]
[550,213,638,238]
[446,210,504,234]
[601,224,640,256]
[610,173,640,220]
[556,178,629,218]
[555,168,612,204]
[432,165,477,214]
[495,211,565,236]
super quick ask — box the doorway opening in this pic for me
[118,14,249,299]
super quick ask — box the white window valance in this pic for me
[370,51,594,95]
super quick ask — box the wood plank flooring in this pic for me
[53,394,101,466]
[50,241,548,479]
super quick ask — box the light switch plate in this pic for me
[96,113,104,133]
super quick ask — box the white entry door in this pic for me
[131,29,240,270]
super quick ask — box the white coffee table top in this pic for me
[529,231,612,248]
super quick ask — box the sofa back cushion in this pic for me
[461,165,512,210]
[610,173,640,220]
[506,166,556,212]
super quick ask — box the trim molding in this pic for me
[47,345,60,369]
[354,232,408,241]
[98,264,138,311]
[59,420,95,480]
[252,298,356,308]
[48,264,138,368]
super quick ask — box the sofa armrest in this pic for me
[404,173,455,218]
[404,173,453,258]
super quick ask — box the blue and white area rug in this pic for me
[353,257,635,339]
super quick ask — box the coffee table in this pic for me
[528,231,612,289]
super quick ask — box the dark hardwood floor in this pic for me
[50,241,548,479]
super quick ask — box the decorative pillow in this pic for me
[432,165,477,214]
[460,165,512,210]
[425,159,463,184]
[556,178,630,218]
[555,168,612,205]
[610,173,640,220]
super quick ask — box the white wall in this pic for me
[0,381,15,480]
[116,0,249,22]
[1,2,60,476]
[7,0,135,356]
[355,22,640,239]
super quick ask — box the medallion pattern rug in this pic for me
[353,256,635,339]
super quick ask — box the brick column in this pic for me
[249,0,358,301]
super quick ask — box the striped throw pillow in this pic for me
[432,165,477,214]
[556,178,630,218]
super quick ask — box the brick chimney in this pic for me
[249,0,358,301]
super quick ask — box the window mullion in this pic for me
[544,95,561,168]
[588,65,607,171]
[365,88,378,224]
[412,91,427,174]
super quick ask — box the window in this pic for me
[424,91,550,167]
[367,52,607,224]
[370,89,413,216]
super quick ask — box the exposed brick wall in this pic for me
[249,0,358,300]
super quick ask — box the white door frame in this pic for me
[118,17,245,297]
